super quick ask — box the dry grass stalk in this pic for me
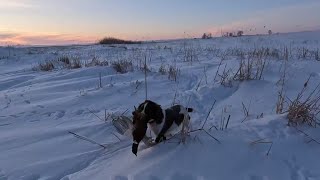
[213,59,223,82]
[276,60,288,114]
[69,131,107,149]
[287,76,320,127]
[85,56,108,67]
[184,99,221,144]
[37,61,55,71]
[250,138,273,156]
[241,101,251,122]
[144,56,148,100]
[87,108,105,122]
[202,99,217,128]
[111,132,121,141]
[295,128,320,144]
[98,73,102,88]
[70,58,82,69]
[218,64,233,87]
[158,63,167,75]
[112,59,133,74]
[168,65,180,81]
[233,52,267,81]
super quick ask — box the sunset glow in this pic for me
[1,0,320,45]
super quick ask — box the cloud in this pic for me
[208,2,320,35]
[0,32,98,46]
[0,0,37,9]
[0,32,18,39]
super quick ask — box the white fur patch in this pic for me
[148,105,191,138]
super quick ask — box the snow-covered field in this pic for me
[1,31,320,180]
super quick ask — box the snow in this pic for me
[1,31,320,180]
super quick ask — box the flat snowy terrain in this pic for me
[1,31,320,180]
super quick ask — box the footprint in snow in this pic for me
[37,105,45,108]
[0,169,8,180]
[246,175,269,180]
[0,123,11,127]
[55,110,65,119]
[170,172,200,180]
[29,119,40,123]
[284,156,319,180]
[74,109,85,115]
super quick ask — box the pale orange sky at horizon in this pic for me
[1,0,319,45]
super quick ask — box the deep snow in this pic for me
[1,31,320,180]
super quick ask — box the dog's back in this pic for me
[162,105,193,137]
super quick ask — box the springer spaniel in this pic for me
[131,100,193,156]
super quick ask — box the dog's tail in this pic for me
[186,108,193,112]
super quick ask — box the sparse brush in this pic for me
[298,47,309,60]
[158,64,167,75]
[168,65,180,81]
[315,49,319,61]
[218,64,233,87]
[287,76,320,127]
[34,61,55,71]
[183,46,199,63]
[58,56,70,65]
[233,53,267,81]
[112,59,133,74]
[276,60,288,114]
[85,56,108,67]
[69,58,82,69]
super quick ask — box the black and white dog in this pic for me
[131,100,193,156]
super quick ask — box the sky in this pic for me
[0,0,320,45]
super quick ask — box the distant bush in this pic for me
[58,56,70,65]
[85,56,108,67]
[202,33,212,39]
[69,58,82,69]
[99,37,141,45]
[237,31,244,37]
[112,60,133,73]
[168,65,180,81]
[158,64,167,75]
[34,61,55,71]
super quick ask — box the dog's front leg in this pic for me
[155,120,173,143]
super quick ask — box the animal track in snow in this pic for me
[36,105,45,108]
[284,156,319,180]
[246,175,269,180]
[55,110,66,119]
[0,169,8,180]
[74,109,85,115]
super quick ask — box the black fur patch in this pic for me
[132,100,193,156]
